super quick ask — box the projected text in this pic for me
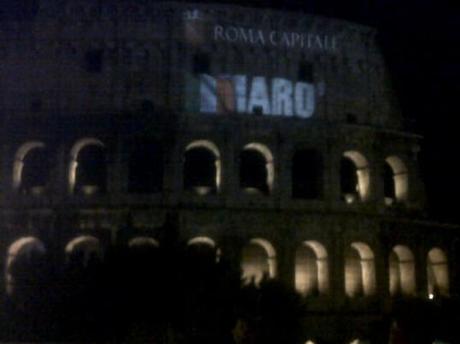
[199,75,324,118]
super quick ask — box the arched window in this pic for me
[292,149,322,199]
[385,156,408,205]
[13,142,49,195]
[129,236,159,249]
[128,140,163,194]
[68,138,107,195]
[389,245,416,296]
[6,237,46,295]
[65,235,101,267]
[128,237,160,273]
[187,236,221,269]
[345,242,376,297]
[241,238,276,285]
[240,143,274,195]
[295,241,329,296]
[340,151,370,203]
[427,248,449,297]
[183,140,221,195]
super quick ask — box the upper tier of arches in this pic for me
[6,138,413,208]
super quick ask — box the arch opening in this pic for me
[295,241,329,296]
[292,149,322,199]
[345,242,376,297]
[187,236,220,269]
[389,245,416,296]
[129,236,159,248]
[341,151,370,203]
[240,143,273,195]
[65,235,101,267]
[241,238,276,285]
[427,247,449,297]
[128,236,160,275]
[184,140,221,195]
[68,138,107,195]
[13,142,49,195]
[385,156,408,204]
[6,237,46,296]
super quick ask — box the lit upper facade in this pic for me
[0,1,426,206]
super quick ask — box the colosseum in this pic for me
[0,1,458,343]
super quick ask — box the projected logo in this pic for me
[194,74,324,118]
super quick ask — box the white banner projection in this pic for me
[213,25,337,52]
[199,74,324,118]
[183,10,330,118]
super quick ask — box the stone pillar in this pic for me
[279,226,297,288]
[375,240,389,302]
[220,227,244,281]
[277,136,292,208]
[0,144,9,194]
[54,143,68,196]
[220,127,237,199]
[324,144,340,204]
[108,136,124,194]
[331,226,346,307]
[226,125,241,205]
[415,243,428,298]
[451,237,460,298]
[163,129,181,203]
[370,153,384,206]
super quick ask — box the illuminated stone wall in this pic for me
[0,1,401,128]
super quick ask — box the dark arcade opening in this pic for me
[384,162,396,200]
[389,250,401,296]
[183,147,217,194]
[127,241,161,296]
[240,149,269,195]
[75,145,107,195]
[340,157,358,198]
[186,243,217,273]
[21,147,49,195]
[9,248,47,300]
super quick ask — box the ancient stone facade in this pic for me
[0,2,458,343]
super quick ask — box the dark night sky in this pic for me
[2,0,460,223]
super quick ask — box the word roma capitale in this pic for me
[213,24,337,51]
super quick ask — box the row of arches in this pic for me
[11,138,409,203]
[5,236,449,299]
